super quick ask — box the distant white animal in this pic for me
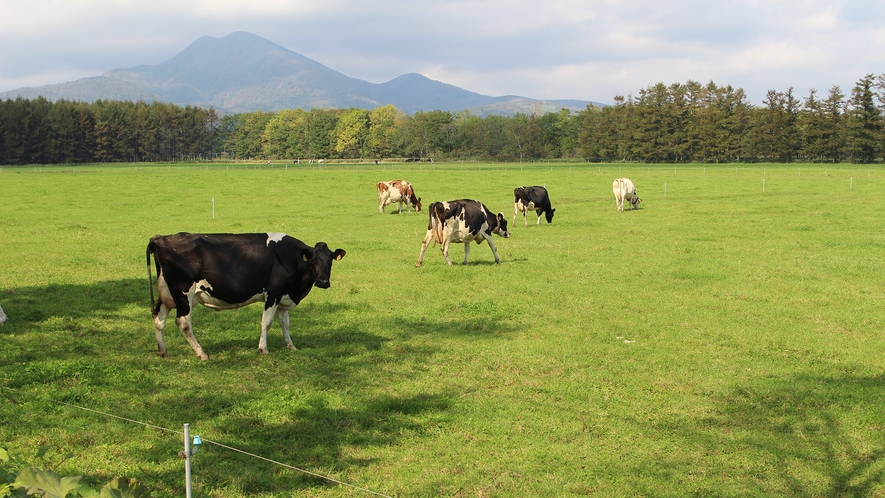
[0,303,6,325]
[613,178,641,212]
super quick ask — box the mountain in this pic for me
[0,31,601,116]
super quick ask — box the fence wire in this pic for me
[1,386,392,497]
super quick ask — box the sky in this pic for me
[2,0,884,106]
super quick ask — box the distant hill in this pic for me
[0,31,603,116]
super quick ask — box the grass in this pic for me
[1,162,885,496]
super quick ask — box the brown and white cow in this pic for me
[513,186,555,226]
[613,178,642,212]
[416,200,510,266]
[377,180,422,213]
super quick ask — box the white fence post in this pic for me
[184,423,193,498]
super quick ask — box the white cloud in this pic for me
[1,0,884,104]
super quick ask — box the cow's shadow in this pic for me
[0,277,512,495]
[0,278,146,328]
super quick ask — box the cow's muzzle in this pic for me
[316,279,331,289]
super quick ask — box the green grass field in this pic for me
[1,162,884,497]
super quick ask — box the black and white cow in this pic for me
[0,303,6,325]
[612,178,641,211]
[416,200,510,266]
[146,232,345,360]
[513,186,555,226]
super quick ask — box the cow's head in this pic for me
[304,242,346,289]
[545,208,556,224]
[494,213,511,238]
[630,195,642,209]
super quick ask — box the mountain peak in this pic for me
[1,32,597,116]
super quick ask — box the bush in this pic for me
[1,446,150,498]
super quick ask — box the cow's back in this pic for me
[149,233,281,303]
[613,178,633,197]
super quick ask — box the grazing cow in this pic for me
[0,303,6,325]
[146,232,345,360]
[613,178,642,211]
[513,186,555,226]
[416,200,510,267]
[377,180,422,213]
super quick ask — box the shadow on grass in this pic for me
[0,277,148,327]
[0,277,518,495]
[652,373,885,496]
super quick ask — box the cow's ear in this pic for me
[333,249,346,261]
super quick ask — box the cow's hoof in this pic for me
[286,343,297,351]
[199,355,208,361]
[158,351,169,358]
[415,262,422,268]
[259,349,269,355]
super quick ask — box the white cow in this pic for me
[613,178,641,212]
[0,303,6,325]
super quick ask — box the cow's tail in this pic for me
[146,238,157,315]
[431,203,446,245]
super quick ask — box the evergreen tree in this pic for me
[845,74,883,163]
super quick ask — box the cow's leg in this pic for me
[379,199,385,213]
[462,241,471,265]
[416,230,434,267]
[484,233,502,264]
[441,238,454,266]
[513,204,519,225]
[175,311,208,361]
[276,309,296,350]
[259,303,279,354]
[535,210,542,225]
[154,303,171,358]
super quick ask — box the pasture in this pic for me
[1,162,884,497]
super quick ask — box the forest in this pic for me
[1,74,883,165]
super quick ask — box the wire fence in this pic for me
[0,385,392,498]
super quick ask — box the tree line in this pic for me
[2,74,883,165]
